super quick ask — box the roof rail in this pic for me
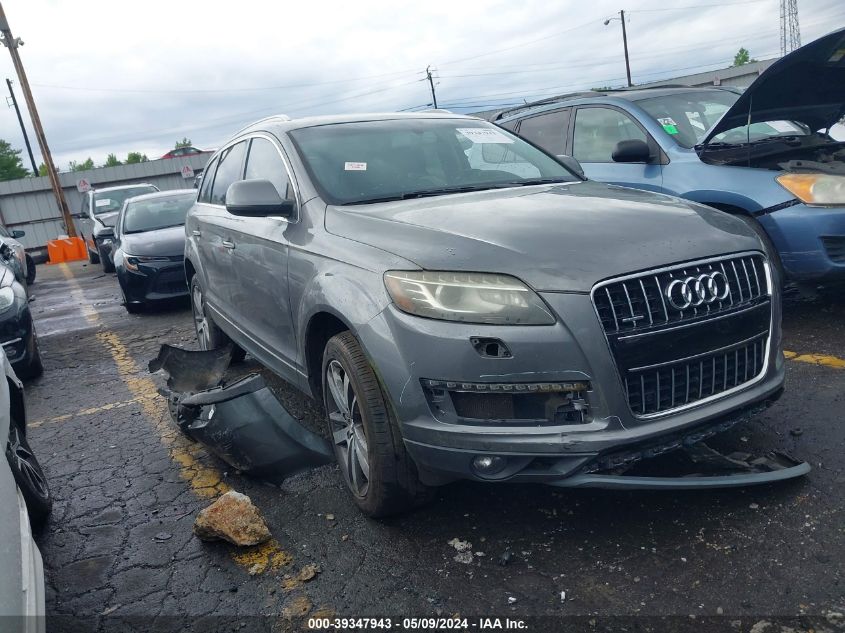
[494,92,605,120]
[622,83,694,90]
[231,114,292,137]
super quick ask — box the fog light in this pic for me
[472,455,507,475]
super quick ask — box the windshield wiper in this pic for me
[344,184,521,205]
[697,136,805,150]
[503,178,571,186]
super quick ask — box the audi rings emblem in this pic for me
[664,272,730,310]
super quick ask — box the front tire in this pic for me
[189,276,246,362]
[6,423,51,530]
[25,254,35,285]
[17,330,43,380]
[100,245,115,273]
[322,331,430,517]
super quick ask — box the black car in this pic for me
[0,258,41,380]
[112,189,195,314]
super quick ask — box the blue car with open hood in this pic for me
[496,27,845,288]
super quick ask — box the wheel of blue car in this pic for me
[322,331,431,517]
[189,276,246,362]
[6,423,51,530]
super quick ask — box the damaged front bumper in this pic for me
[149,345,332,479]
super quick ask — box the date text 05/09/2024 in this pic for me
[306,617,529,630]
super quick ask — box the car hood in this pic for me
[700,27,845,146]
[324,181,763,292]
[119,225,185,257]
[95,211,120,228]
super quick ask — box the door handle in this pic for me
[222,240,236,250]
[191,229,201,237]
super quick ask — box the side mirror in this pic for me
[11,229,25,239]
[557,155,586,180]
[225,179,294,218]
[612,139,651,163]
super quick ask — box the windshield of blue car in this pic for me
[289,119,578,205]
[93,186,157,214]
[121,195,194,234]
[637,91,811,148]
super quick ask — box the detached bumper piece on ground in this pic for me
[556,442,810,490]
[149,344,332,478]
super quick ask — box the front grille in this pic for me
[152,267,188,294]
[593,253,767,334]
[592,253,772,418]
[625,335,767,416]
[822,236,845,264]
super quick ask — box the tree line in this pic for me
[0,137,194,181]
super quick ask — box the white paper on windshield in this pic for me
[457,128,513,144]
[685,112,706,130]
[95,199,112,207]
[344,162,367,171]
[767,120,801,133]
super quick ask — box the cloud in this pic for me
[0,0,841,169]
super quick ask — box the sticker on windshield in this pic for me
[344,162,367,171]
[95,199,112,207]
[457,128,513,144]
[767,120,801,133]
[657,117,679,135]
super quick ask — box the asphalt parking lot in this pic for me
[23,260,845,632]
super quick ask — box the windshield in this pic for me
[122,194,194,234]
[637,91,811,148]
[289,119,577,205]
[93,186,157,214]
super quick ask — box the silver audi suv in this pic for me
[185,112,793,516]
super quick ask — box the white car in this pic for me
[0,347,48,632]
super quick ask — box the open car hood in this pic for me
[700,27,845,147]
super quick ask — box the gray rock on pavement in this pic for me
[193,490,272,546]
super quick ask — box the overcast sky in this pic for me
[0,0,842,170]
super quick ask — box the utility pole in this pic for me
[426,65,438,109]
[0,3,76,237]
[6,78,37,174]
[605,10,632,87]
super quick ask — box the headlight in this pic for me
[776,174,845,206]
[0,286,15,312]
[124,255,170,272]
[384,271,555,325]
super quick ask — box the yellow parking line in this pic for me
[29,399,139,428]
[784,350,845,369]
[57,263,295,576]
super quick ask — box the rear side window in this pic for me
[198,157,218,203]
[517,109,570,156]
[244,137,294,200]
[573,107,647,163]
[210,142,247,205]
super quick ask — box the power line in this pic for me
[630,0,769,12]
[32,68,425,95]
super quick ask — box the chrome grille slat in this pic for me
[593,254,771,417]
[594,254,767,334]
[628,335,768,416]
